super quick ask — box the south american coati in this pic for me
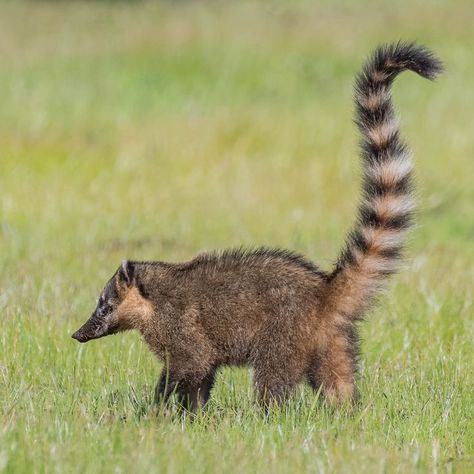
[72,42,442,412]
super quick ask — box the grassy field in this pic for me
[1,1,473,472]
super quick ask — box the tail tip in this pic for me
[372,41,444,81]
[400,42,444,80]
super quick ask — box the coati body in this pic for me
[72,42,442,412]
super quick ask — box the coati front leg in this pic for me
[154,367,179,405]
[173,369,217,412]
[195,368,217,407]
[153,306,218,412]
[154,367,216,413]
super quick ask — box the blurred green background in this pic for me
[1,1,473,473]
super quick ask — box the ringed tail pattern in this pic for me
[327,42,443,320]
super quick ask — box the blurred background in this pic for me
[1,1,473,472]
[1,1,473,274]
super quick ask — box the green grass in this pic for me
[1,1,473,472]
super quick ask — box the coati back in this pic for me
[72,42,442,412]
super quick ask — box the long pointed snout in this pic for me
[71,314,105,343]
[71,329,89,343]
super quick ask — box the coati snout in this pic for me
[72,261,146,343]
[71,43,442,412]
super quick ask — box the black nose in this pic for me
[71,331,84,342]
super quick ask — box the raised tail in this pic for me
[326,42,442,320]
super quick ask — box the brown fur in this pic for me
[72,42,442,413]
[357,91,387,112]
[127,254,334,409]
[115,285,154,331]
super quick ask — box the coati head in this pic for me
[72,261,154,343]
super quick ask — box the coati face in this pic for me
[72,261,153,343]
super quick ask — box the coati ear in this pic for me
[117,260,134,289]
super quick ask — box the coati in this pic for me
[72,42,442,412]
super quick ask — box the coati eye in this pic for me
[96,298,111,317]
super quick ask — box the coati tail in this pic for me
[327,42,442,320]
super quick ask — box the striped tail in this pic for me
[327,42,442,320]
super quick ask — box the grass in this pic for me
[1,1,473,472]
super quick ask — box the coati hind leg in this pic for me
[252,328,310,408]
[253,358,305,408]
[253,376,298,408]
[308,327,359,404]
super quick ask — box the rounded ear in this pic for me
[117,260,134,288]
